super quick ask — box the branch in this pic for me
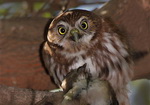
[0,85,63,105]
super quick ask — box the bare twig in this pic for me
[58,0,70,15]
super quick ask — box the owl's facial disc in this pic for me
[47,10,101,51]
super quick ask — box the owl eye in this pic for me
[58,26,67,35]
[80,21,88,30]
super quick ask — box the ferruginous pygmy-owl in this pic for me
[42,9,133,105]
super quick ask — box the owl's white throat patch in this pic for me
[68,56,98,77]
[82,32,95,44]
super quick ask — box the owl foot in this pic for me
[61,64,89,104]
[62,80,88,105]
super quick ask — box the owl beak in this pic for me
[70,28,82,42]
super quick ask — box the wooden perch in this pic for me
[0,85,63,105]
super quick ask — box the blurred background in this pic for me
[0,0,149,105]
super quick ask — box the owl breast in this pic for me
[67,53,99,77]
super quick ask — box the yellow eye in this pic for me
[58,26,67,35]
[80,21,88,30]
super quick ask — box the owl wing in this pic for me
[42,42,66,86]
[42,42,53,76]
[42,18,56,75]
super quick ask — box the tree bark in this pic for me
[0,18,56,90]
[0,85,63,105]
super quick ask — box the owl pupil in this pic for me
[82,23,86,28]
[61,28,65,33]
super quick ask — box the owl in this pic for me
[42,9,133,105]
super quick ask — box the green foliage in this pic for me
[42,12,52,18]
[33,2,44,12]
[0,2,28,19]
[0,2,52,19]
[0,8,9,15]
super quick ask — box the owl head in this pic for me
[47,9,102,53]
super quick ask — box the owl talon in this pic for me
[62,86,86,105]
